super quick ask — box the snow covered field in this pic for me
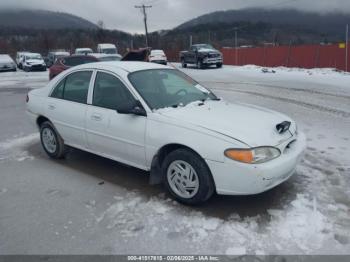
[0,65,349,255]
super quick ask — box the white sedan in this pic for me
[26,62,306,204]
[148,50,167,65]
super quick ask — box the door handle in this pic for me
[91,113,102,121]
[48,104,56,110]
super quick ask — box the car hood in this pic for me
[198,48,220,54]
[26,59,44,65]
[157,100,294,147]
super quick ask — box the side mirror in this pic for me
[117,100,147,117]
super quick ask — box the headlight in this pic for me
[224,147,281,164]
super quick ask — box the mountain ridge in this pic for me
[0,9,98,30]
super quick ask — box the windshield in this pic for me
[194,44,214,50]
[76,49,92,54]
[151,50,165,55]
[128,69,217,110]
[102,48,117,54]
[26,54,42,60]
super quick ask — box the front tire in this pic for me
[216,63,223,68]
[162,149,215,205]
[197,60,204,69]
[40,121,66,159]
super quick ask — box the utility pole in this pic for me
[346,24,349,72]
[135,4,152,47]
[190,35,193,47]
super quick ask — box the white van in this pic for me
[16,52,30,69]
[97,43,118,54]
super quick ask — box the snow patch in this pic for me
[0,133,38,162]
[225,246,246,255]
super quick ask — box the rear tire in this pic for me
[162,149,215,205]
[40,121,66,159]
[181,59,187,68]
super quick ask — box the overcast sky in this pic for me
[1,0,350,33]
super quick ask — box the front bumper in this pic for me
[25,64,46,71]
[203,57,223,65]
[0,64,16,71]
[206,132,306,195]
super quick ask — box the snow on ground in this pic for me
[0,70,48,89]
[0,66,350,255]
[0,133,38,162]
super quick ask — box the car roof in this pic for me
[0,54,13,62]
[50,51,70,55]
[75,61,173,73]
[75,48,92,50]
[90,53,121,58]
[25,53,41,56]
[151,49,165,53]
[98,43,116,48]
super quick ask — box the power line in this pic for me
[135,4,152,47]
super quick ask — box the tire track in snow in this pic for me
[211,87,350,118]
[202,81,350,100]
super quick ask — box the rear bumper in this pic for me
[26,110,39,129]
[150,60,167,65]
[206,132,306,195]
[0,65,16,71]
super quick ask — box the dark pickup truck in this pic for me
[180,44,223,69]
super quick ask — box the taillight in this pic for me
[26,94,29,103]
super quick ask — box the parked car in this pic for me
[26,61,306,205]
[90,53,122,61]
[16,51,30,69]
[97,43,118,54]
[0,54,17,72]
[74,48,93,55]
[49,55,98,80]
[22,53,46,72]
[180,44,223,69]
[46,51,70,68]
[121,48,150,61]
[148,49,167,65]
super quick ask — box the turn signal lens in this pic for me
[224,149,253,163]
[225,147,281,164]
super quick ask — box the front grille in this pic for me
[283,140,297,154]
[32,65,43,69]
[208,53,220,58]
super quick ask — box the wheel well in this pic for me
[149,143,216,193]
[36,116,50,128]
[156,144,202,168]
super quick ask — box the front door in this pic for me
[85,71,147,169]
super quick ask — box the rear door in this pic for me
[85,70,147,168]
[46,70,93,148]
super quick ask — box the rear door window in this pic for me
[50,71,92,104]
